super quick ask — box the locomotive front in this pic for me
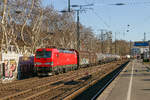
[34,48,53,75]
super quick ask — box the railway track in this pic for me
[0,61,113,99]
[0,74,71,98]
[0,63,108,91]
[65,61,129,100]
[25,61,124,100]
[0,60,125,100]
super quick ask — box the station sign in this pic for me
[134,42,149,46]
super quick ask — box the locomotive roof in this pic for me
[36,48,56,51]
[36,48,76,53]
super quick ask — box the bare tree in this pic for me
[0,0,130,56]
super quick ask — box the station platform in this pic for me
[97,59,150,100]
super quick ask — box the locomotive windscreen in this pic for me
[36,50,52,58]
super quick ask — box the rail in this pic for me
[63,61,129,100]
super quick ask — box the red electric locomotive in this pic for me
[34,48,78,75]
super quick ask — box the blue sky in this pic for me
[42,0,150,42]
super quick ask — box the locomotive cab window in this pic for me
[36,50,52,58]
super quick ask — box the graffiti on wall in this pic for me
[80,58,89,65]
[4,59,16,79]
[1,52,22,82]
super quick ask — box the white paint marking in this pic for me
[127,61,134,100]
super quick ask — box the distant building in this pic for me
[131,41,149,59]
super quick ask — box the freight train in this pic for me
[34,48,120,76]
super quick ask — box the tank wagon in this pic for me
[97,53,120,64]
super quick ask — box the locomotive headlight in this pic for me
[45,62,53,65]
[45,62,51,65]
[35,62,42,65]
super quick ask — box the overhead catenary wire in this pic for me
[91,10,110,28]
[93,1,150,6]
[126,1,150,5]
[111,1,150,6]
[84,0,96,4]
